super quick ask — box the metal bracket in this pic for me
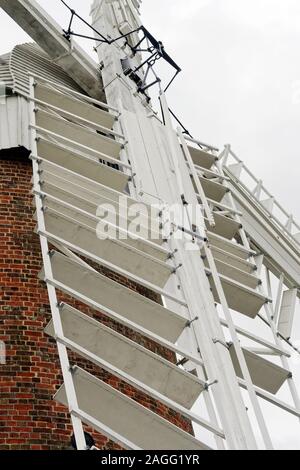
[213,338,231,350]
[69,365,77,374]
[176,357,189,367]
[185,317,199,328]
[204,380,219,391]
[172,263,183,274]
[167,249,178,260]
[181,194,189,206]
[128,173,137,182]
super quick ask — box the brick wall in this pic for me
[0,156,193,450]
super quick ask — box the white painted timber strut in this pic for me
[0,0,104,99]
[29,73,219,449]
[216,147,300,436]
[29,76,87,450]
[91,1,255,448]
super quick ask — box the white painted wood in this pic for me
[187,146,217,170]
[0,43,84,101]
[29,75,87,450]
[198,176,228,203]
[0,95,29,150]
[232,193,300,289]
[45,303,203,409]
[227,162,243,179]
[207,231,255,260]
[261,197,275,214]
[206,213,242,240]
[0,0,103,99]
[41,195,168,261]
[220,319,290,357]
[40,180,163,244]
[208,272,268,318]
[36,156,160,219]
[224,149,300,250]
[209,245,256,274]
[252,180,263,199]
[157,95,258,448]
[204,257,260,290]
[36,139,129,192]
[34,82,115,130]
[45,205,174,287]
[278,289,298,340]
[35,109,122,159]
[229,346,291,394]
[55,367,211,450]
[7,0,298,450]
[195,166,230,182]
[204,240,274,449]
[238,377,300,418]
[41,251,185,343]
[49,322,223,439]
[222,149,300,434]
[34,98,123,140]
[179,128,215,227]
[91,1,260,444]
[42,210,173,288]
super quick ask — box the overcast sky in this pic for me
[0,0,299,221]
[0,0,299,450]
